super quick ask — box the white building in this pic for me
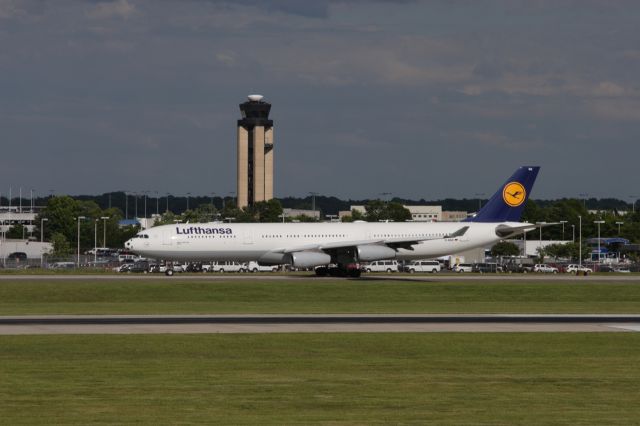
[349,205,442,222]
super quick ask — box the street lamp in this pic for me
[475,193,486,211]
[579,193,589,209]
[630,195,638,213]
[559,220,567,241]
[309,192,319,213]
[615,221,624,235]
[101,216,109,248]
[594,220,605,265]
[571,224,575,243]
[94,218,99,263]
[578,216,582,267]
[40,217,48,267]
[536,222,546,259]
[77,216,86,267]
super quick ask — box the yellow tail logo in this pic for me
[502,182,526,207]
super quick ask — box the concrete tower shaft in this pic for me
[237,95,274,209]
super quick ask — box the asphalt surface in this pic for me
[1,314,639,334]
[0,273,639,281]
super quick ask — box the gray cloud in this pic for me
[0,0,639,200]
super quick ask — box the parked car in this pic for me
[8,252,27,261]
[533,264,559,273]
[472,263,503,273]
[403,260,441,273]
[209,261,247,273]
[566,264,593,274]
[452,263,473,273]
[51,262,76,269]
[131,260,151,273]
[362,260,399,273]
[247,261,279,273]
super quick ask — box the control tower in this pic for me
[237,94,274,209]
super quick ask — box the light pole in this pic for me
[77,216,86,267]
[578,216,582,267]
[186,192,191,211]
[143,191,148,219]
[630,195,638,213]
[579,193,589,209]
[475,193,486,211]
[309,192,319,213]
[101,216,109,248]
[571,224,575,243]
[94,218,99,263]
[40,217,48,267]
[166,192,170,213]
[134,192,138,219]
[615,221,624,235]
[125,192,128,219]
[594,220,605,265]
[155,191,159,216]
[536,222,545,259]
[559,220,567,241]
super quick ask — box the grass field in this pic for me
[1,277,640,314]
[1,333,639,424]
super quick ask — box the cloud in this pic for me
[86,0,135,20]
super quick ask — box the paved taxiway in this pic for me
[1,314,639,334]
[0,274,639,282]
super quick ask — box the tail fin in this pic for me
[464,166,540,223]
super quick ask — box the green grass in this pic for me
[1,333,639,424]
[2,278,640,314]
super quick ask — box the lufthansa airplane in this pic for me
[126,166,540,276]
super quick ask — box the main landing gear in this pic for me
[315,264,362,278]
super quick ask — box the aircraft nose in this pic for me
[125,239,133,249]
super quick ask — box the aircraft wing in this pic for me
[495,222,559,238]
[272,226,470,254]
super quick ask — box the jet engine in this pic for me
[356,245,397,261]
[286,252,332,268]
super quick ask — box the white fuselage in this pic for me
[126,221,519,263]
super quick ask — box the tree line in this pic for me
[16,195,640,256]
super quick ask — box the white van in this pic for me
[210,261,247,273]
[403,260,441,273]
[247,261,279,273]
[362,260,399,273]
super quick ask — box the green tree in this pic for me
[491,241,521,257]
[6,224,26,239]
[183,204,219,223]
[255,199,283,222]
[364,201,411,222]
[50,232,72,257]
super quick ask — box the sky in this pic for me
[1,0,639,201]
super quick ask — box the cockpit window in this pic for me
[134,234,150,239]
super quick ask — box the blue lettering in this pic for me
[176,226,233,235]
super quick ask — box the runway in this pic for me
[0,273,639,282]
[1,314,639,334]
